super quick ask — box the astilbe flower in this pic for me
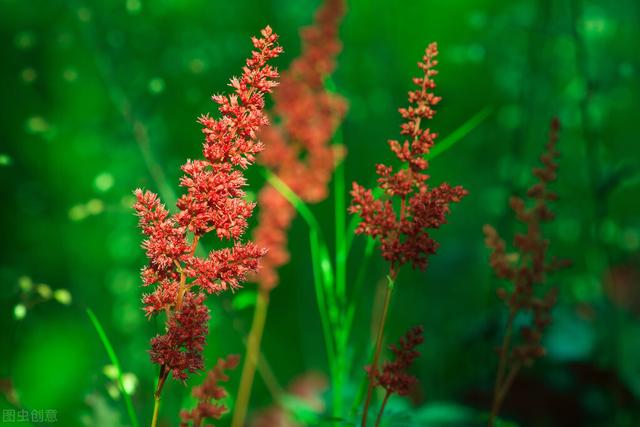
[252,0,347,290]
[485,118,571,425]
[180,354,240,427]
[133,27,282,385]
[349,43,467,277]
[354,43,466,427]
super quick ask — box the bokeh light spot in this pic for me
[94,172,115,193]
[148,77,165,94]
[14,31,36,50]
[21,68,37,83]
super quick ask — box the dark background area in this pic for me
[1,0,639,426]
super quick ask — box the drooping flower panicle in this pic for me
[252,0,347,290]
[134,26,282,382]
[484,118,570,367]
[485,119,571,426]
[349,43,467,276]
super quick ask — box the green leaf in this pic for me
[281,394,321,424]
[87,308,140,427]
[232,289,258,310]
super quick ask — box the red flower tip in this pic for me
[350,42,467,274]
[252,0,347,291]
[135,27,280,383]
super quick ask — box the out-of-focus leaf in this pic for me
[232,289,258,310]
[87,309,140,427]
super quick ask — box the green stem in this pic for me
[232,289,270,427]
[361,275,395,427]
[309,228,337,377]
[86,309,140,427]
[150,397,160,427]
[151,366,168,427]
[373,390,391,427]
[489,311,516,427]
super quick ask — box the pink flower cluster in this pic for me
[134,26,282,381]
[252,0,347,290]
[254,0,346,290]
[349,43,467,276]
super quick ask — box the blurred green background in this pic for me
[1,0,639,426]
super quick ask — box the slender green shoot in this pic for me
[87,308,140,427]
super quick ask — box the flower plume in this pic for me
[349,43,467,276]
[252,0,348,290]
[133,26,282,382]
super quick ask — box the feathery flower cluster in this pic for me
[180,354,240,427]
[368,326,424,396]
[134,27,282,381]
[149,292,209,380]
[349,43,467,276]
[484,118,570,367]
[252,0,347,290]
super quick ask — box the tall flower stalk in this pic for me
[349,43,467,426]
[232,1,346,426]
[484,118,570,426]
[133,26,282,427]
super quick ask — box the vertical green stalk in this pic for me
[361,275,395,427]
[232,289,270,427]
[150,397,160,427]
[489,310,516,427]
[86,309,140,427]
[373,390,391,427]
[333,128,348,421]
[309,227,340,418]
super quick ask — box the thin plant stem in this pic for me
[488,310,516,427]
[373,390,391,427]
[333,134,348,423]
[151,366,168,427]
[496,362,522,411]
[150,397,160,427]
[361,275,395,427]
[350,341,376,418]
[231,289,270,427]
[310,228,338,374]
[86,309,140,427]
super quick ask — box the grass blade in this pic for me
[87,308,140,427]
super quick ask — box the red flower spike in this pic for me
[252,0,348,291]
[134,27,281,382]
[484,118,571,367]
[150,292,210,381]
[349,43,467,275]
